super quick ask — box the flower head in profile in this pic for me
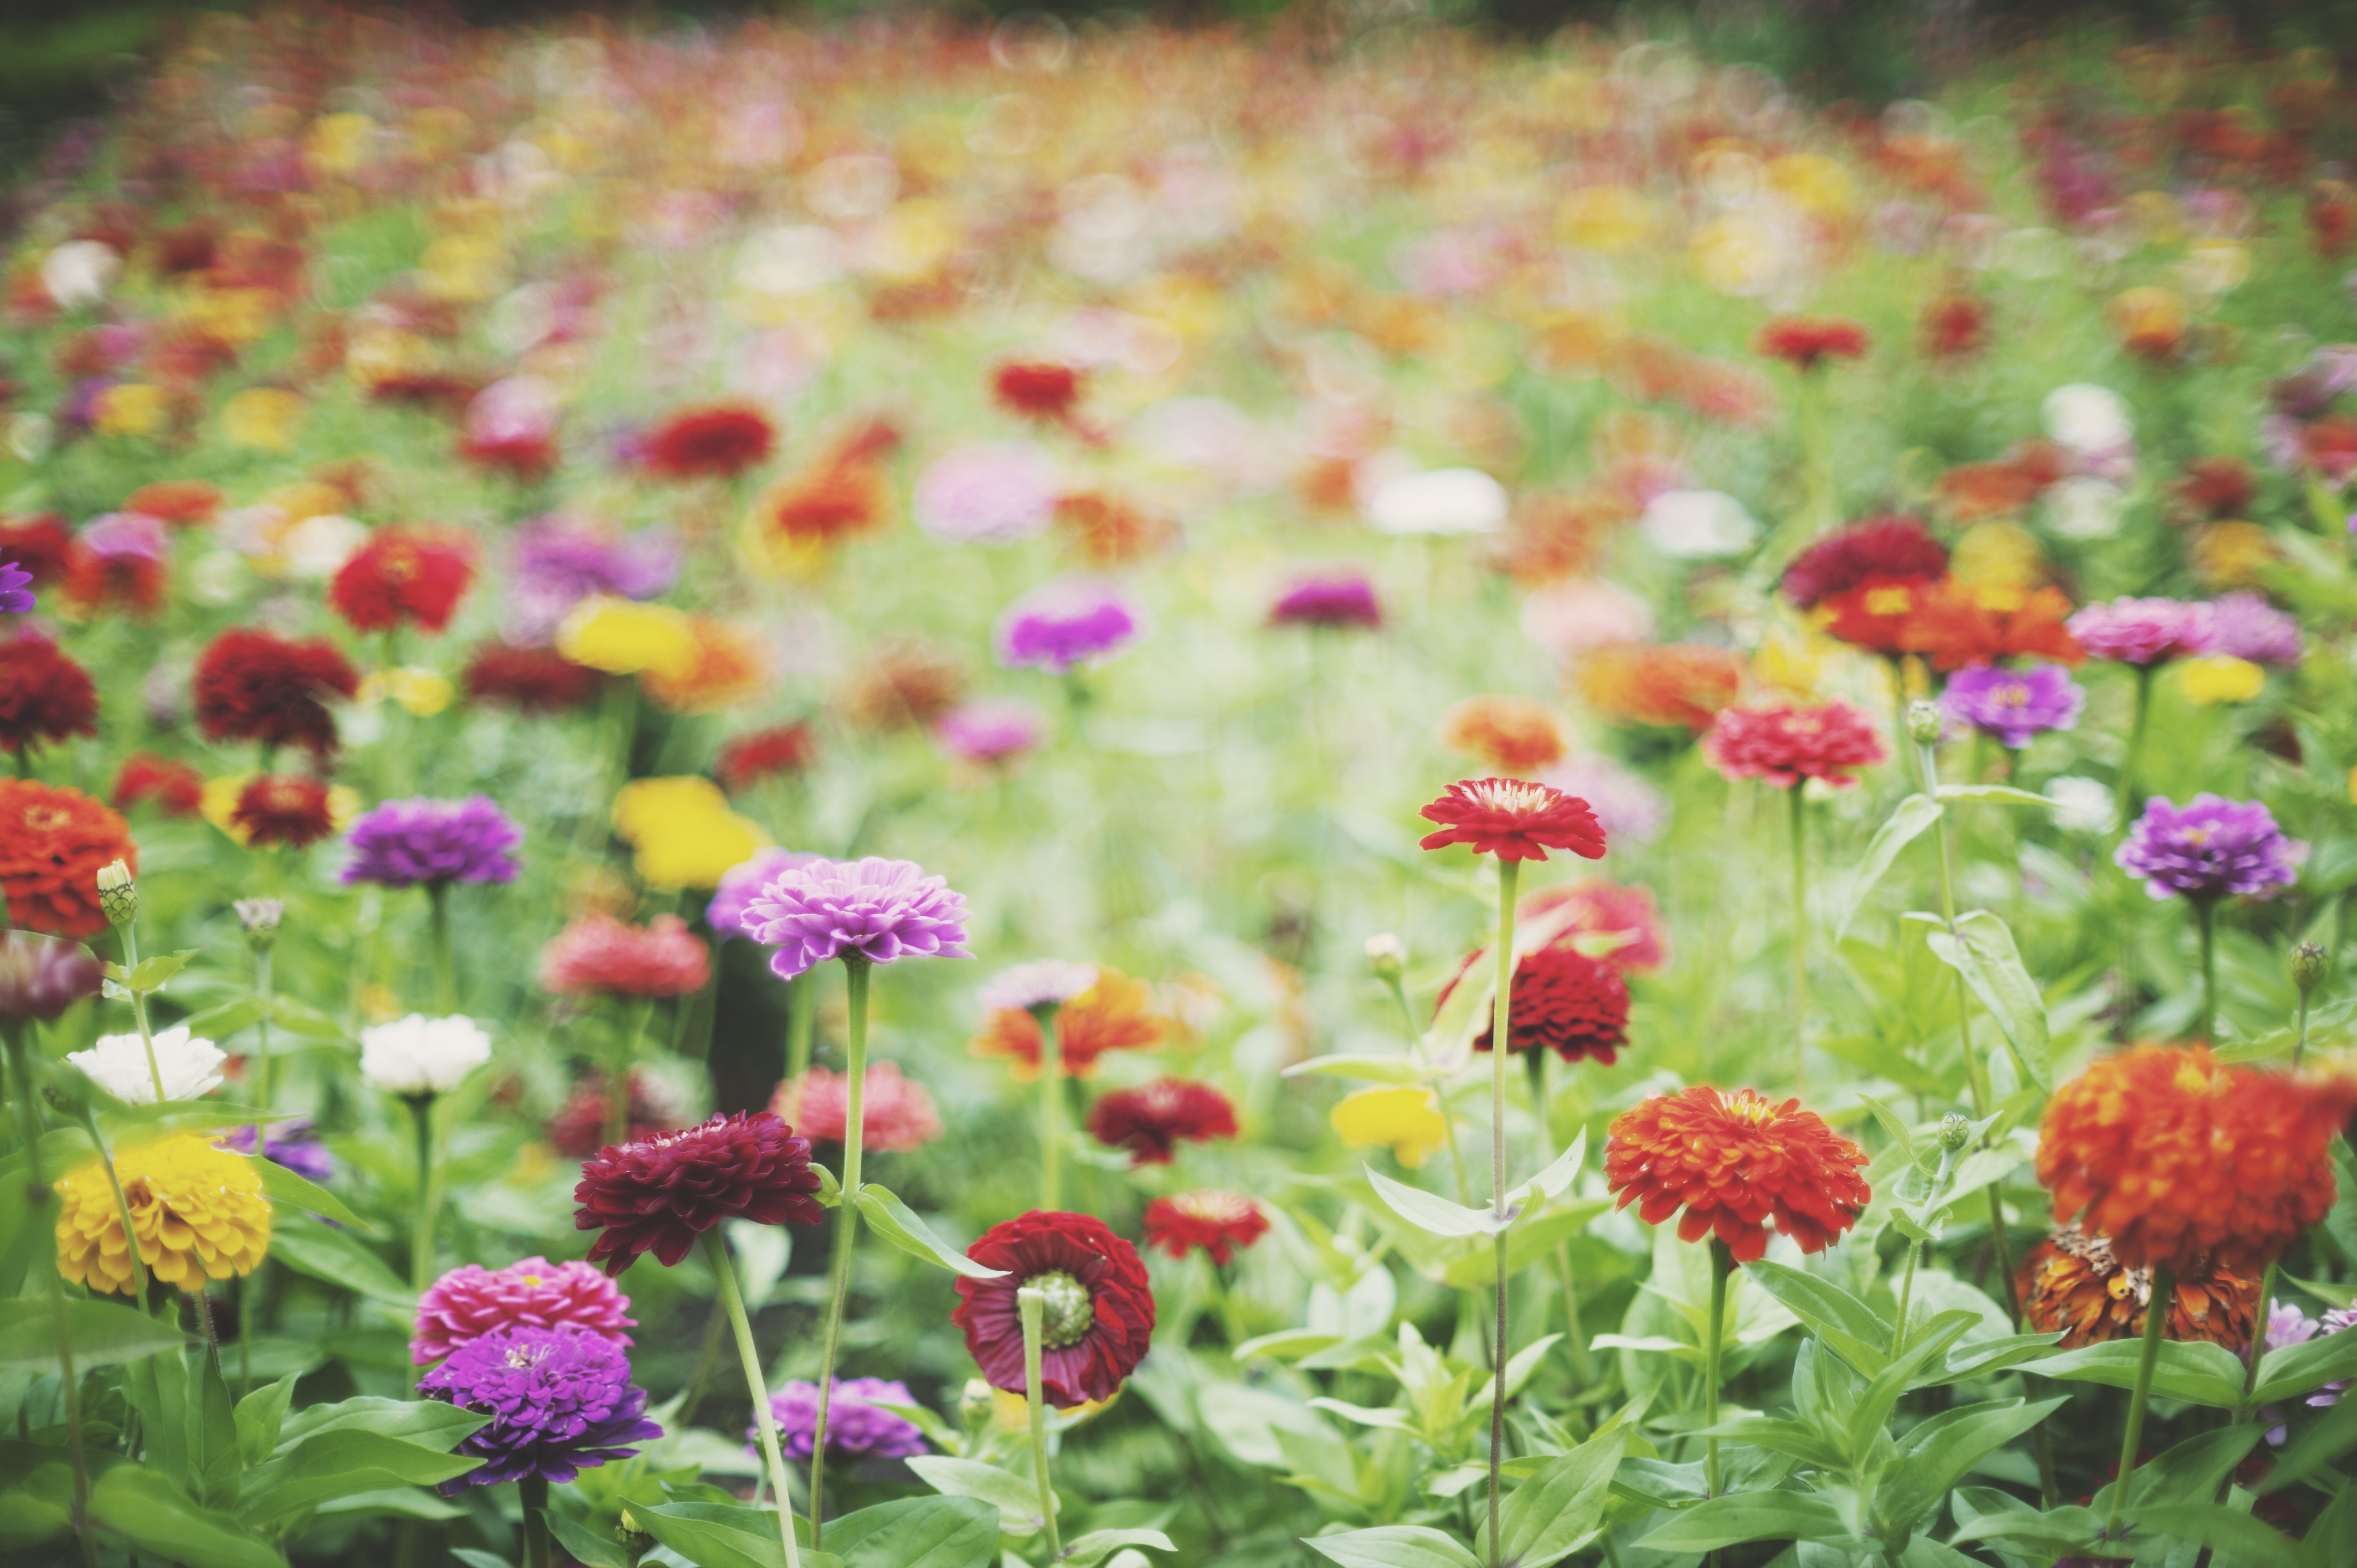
[0,557,33,614]
[192,628,359,756]
[328,527,476,635]
[1702,700,1889,790]
[1143,1191,1269,1265]
[996,578,1145,673]
[412,1257,637,1366]
[752,1378,929,1461]
[707,849,824,940]
[230,775,338,850]
[55,1132,270,1295]
[1437,696,1567,777]
[640,404,776,481]
[0,931,103,1027]
[771,1062,943,1154]
[1939,664,2085,750]
[215,1120,332,1184]
[2115,795,2300,904]
[0,632,96,756]
[419,1324,662,1489]
[1604,1086,1871,1262]
[573,1112,825,1276]
[0,781,134,937]
[1269,568,1382,630]
[1756,315,1870,371]
[1419,777,1608,863]
[743,855,971,981]
[952,1210,1155,1409]
[1573,642,1743,731]
[1085,1078,1239,1165]
[935,699,1047,768]
[359,1014,492,1097]
[2207,592,2303,668]
[2066,596,2218,666]
[2018,1226,2258,1351]
[715,724,817,794]
[112,752,204,817]
[539,912,711,997]
[978,960,1099,1015]
[970,967,1163,1081]
[342,796,522,890]
[1520,880,1671,973]
[1447,945,1631,1064]
[1330,1085,1449,1168]
[68,1025,223,1103]
[1539,757,1669,846]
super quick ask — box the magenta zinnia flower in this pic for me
[0,558,33,614]
[573,1111,826,1276]
[1939,664,2085,749]
[995,578,1145,673]
[340,796,522,889]
[748,1378,928,1461]
[2066,596,2217,666]
[2207,592,2303,668]
[1269,568,1382,629]
[743,855,972,981]
[2115,794,2302,903]
[412,1256,637,1366]
[934,699,1047,766]
[707,848,824,940]
[419,1324,662,1490]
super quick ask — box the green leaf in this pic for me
[269,995,349,1038]
[1689,1416,1845,1472]
[1306,1397,1418,1432]
[547,1512,636,1568]
[1924,912,2050,1092]
[89,1463,286,1568]
[1741,1261,1892,1378]
[632,1501,809,1568]
[824,1496,1001,1568]
[1366,1167,1514,1237]
[0,1295,191,1370]
[1937,784,2060,808]
[2261,1393,2357,1494]
[182,997,267,1040]
[1501,1130,1588,1216]
[1303,1525,1482,1567]
[235,1375,298,1470]
[2284,1273,2357,1310]
[127,949,200,992]
[904,1456,1049,1535]
[2256,1322,2357,1404]
[853,1185,1007,1280]
[1876,1397,2067,1534]
[267,1211,414,1306]
[2118,1425,2265,1517]
[451,1551,513,1568]
[1484,1427,1627,1567]
[1638,1491,1851,1551]
[193,1340,242,1507]
[276,1396,487,1453]
[1946,1492,2108,1557]
[1838,793,1945,940]
[252,1158,367,1230]
[2131,1503,2306,1567]
[236,1428,481,1524]
[1281,1053,1443,1085]
[2029,1339,2248,1407]
[1060,1526,1178,1566]
[1846,1313,1977,1461]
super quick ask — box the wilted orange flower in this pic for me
[1437,695,1567,776]
[970,967,1166,1081]
[841,638,967,734]
[2036,1045,2357,1276]
[1604,1086,1871,1262]
[641,616,768,714]
[2018,1225,2258,1352]
[1573,643,1743,731]
[1904,579,2083,672]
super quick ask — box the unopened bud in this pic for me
[1366,933,1407,982]
[234,898,284,950]
[958,1377,996,1432]
[616,1509,651,1550]
[96,860,137,926]
[2291,941,2329,994]
[1937,1113,1972,1152]
[1907,699,1943,745]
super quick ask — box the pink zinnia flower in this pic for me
[770,1062,943,1153]
[539,912,711,997]
[2065,596,2219,667]
[411,1257,636,1366]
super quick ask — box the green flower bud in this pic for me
[1907,699,1943,745]
[2291,941,2329,994]
[95,859,137,927]
[1365,933,1406,983]
[1937,1113,1972,1152]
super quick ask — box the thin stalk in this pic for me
[2306,474,2345,537]
[408,1093,442,1391]
[1485,856,1521,1568]
[2237,1260,2281,1421]
[1788,785,1809,1089]
[606,998,656,1146]
[807,957,870,1545]
[785,974,815,1081]
[195,1285,223,1378]
[427,884,455,1015]
[1923,738,1991,1116]
[1704,1242,1732,1499]
[2106,1262,2175,1543]
[702,1231,802,1568]
[1019,1288,1063,1562]
[1888,661,1917,793]
[2296,989,2313,1072]
[2114,666,2155,830]
[119,923,167,1103]
[1891,1241,1921,1359]
[1530,1050,1592,1385]
[7,1030,99,1568]
[2195,899,2217,1044]
[1385,973,1471,1206]
[249,943,274,1172]
[1039,1004,1063,1210]
[1797,369,1832,531]
[521,1473,553,1568]
[678,1298,729,1427]
[72,1105,150,1305]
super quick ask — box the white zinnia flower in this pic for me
[1366,467,1509,535]
[977,961,1098,1014]
[40,240,119,309]
[359,1014,492,1096]
[2041,384,2133,455]
[1640,489,1758,558]
[2046,776,2117,836]
[69,1025,224,1104]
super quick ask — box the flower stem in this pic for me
[1888,661,1917,792]
[2195,899,2217,1045]
[119,923,167,1104]
[808,957,869,1546]
[6,1029,99,1568]
[2296,989,2312,1072]
[1039,1004,1062,1210]
[520,1474,552,1568]
[72,1104,150,1305]
[426,883,455,1015]
[1386,973,1473,1206]
[1704,1240,1732,1500]
[2114,666,2155,831]
[785,974,815,1081]
[1891,1240,1920,1358]
[408,1092,442,1391]
[2237,1259,2281,1422]
[1018,1287,1063,1563]
[1788,784,1810,1090]
[1797,369,1832,532]
[1486,856,1520,1568]
[2107,1261,2175,1543]
[702,1230,802,1568]
[250,943,274,1168]
[606,998,655,1146]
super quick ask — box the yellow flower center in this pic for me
[1863,586,1915,615]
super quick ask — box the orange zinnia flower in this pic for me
[641,616,768,714]
[969,967,1166,1081]
[1437,695,1567,776]
[2036,1045,2357,1276]
[1572,643,1743,731]
[1604,1086,1870,1262]
[1903,579,2083,672]
[2018,1226,2258,1352]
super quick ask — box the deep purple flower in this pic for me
[419,1323,661,1490]
[341,796,522,889]
[934,699,1046,766]
[747,1378,928,1461]
[995,579,1144,673]
[1269,568,1382,630]
[2207,592,2303,668]
[506,516,682,641]
[2115,793,2301,902]
[707,848,824,940]
[0,931,102,1026]
[2065,597,2217,666]
[217,1118,333,1184]
[0,559,35,615]
[1939,663,2085,749]
[743,855,972,981]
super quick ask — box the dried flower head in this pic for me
[2018,1226,2258,1351]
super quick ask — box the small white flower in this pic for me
[359,1014,492,1096]
[281,514,370,579]
[40,240,119,309]
[2047,776,2117,835]
[69,1025,224,1104]
[2044,476,2126,540]
[1366,467,1509,535]
[1640,489,1757,558]
[2042,384,2133,455]
[977,961,1098,1014]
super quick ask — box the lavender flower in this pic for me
[747,1378,928,1461]
[2065,596,2217,666]
[912,441,1058,544]
[2208,592,2303,668]
[2115,794,2302,903]
[1269,568,1381,630]
[507,516,682,640]
[707,848,824,940]
[419,1323,661,1490]
[217,1118,333,1184]
[744,855,972,981]
[2256,1300,2323,1444]
[934,699,1046,766]
[341,797,523,889]
[1939,664,2085,749]
[996,578,1145,673]
[0,558,34,615]
[2307,1307,2357,1419]
[78,512,166,566]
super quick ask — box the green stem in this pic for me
[1039,1004,1062,1211]
[1892,1241,1921,1359]
[2237,1259,2281,1421]
[408,1093,442,1391]
[7,1030,98,1568]
[427,884,455,1016]
[120,924,167,1103]
[1704,1241,1732,1500]
[808,958,869,1546]
[606,998,655,1146]
[785,974,815,1082]
[1889,661,1917,793]
[1797,368,1831,531]
[1531,1050,1592,1385]
[2107,1261,2175,1543]
[250,945,274,1167]
[2195,899,2217,1045]
[1486,857,1520,1568]
[521,1473,552,1568]
[1923,739,1991,1117]
[73,1105,150,1306]
[1788,784,1810,1089]
[702,1231,802,1568]
[2114,666,2155,831]
[1019,1287,1063,1564]
[678,1297,729,1428]
[1386,973,1472,1206]
[2296,990,2312,1072]
[2305,474,2346,537]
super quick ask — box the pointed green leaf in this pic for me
[824,1496,1002,1568]
[2029,1339,2247,1407]
[1304,1525,1481,1567]
[1639,1490,1850,1551]
[1282,1053,1444,1085]
[1925,912,2050,1091]
[0,1295,191,1370]
[267,1212,414,1306]
[1838,793,1945,940]
[182,997,267,1041]
[253,1157,367,1230]
[1937,784,2061,808]
[1366,1167,1514,1237]
[854,1184,1007,1280]
[547,1513,635,1568]
[236,1428,481,1524]
[91,1463,286,1568]
[1741,1260,1893,1378]
[235,1375,299,1469]
[905,1456,1049,1535]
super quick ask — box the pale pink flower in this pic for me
[770,1061,943,1153]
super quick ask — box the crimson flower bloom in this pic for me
[232,775,337,849]
[462,642,604,714]
[111,752,204,818]
[1755,315,1870,370]
[1778,515,1948,612]
[539,912,711,998]
[716,723,816,793]
[992,362,1084,423]
[1443,943,1630,1064]
[0,514,74,586]
[641,405,776,481]
[1084,1078,1239,1164]
[193,628,360,756]
[1418,777,1608,862]
[1702,700,1889,790]
[952,1211,1155,1408]
[0,632,97,755]
[328,527,477,635]
[546,1072,681,1158]
[1143,1191,1269,1265]
[573,1112,826,1276]
[0,781,132,937]
[1605,1086,1871,1262]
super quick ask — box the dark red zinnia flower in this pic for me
[1084,1078,1239,1165]
[0,515,74,586]
[63,540,164,618]
[641,405,777,482]
[1454,945,1631,1064]
[545,1073,676,1159]
[1142,1191,1269,1265]
[112,752,204,818]
[328,527,477,635]
[2171,456,2256,525]
[573,1112,825,1277]
[1920,293,1989,360]
[231,775,336,849]
[462,642,604,714]
[460,431,559,482]
[715,723,817,794]
[952,1211,1155,1409]
[193,628,361,756]
[1418,777,1608,863]
[1778,514,1948,611]
[991,362,1083,423]
[0,633,97,755]
[1755,316,1870,370]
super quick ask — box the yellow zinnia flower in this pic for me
[631,810,770,891]
[220,388,306,451]
[358,667,456,717]
[611,776,731,840]
[557,596,699,679]
[1330,1085,1449,1169]
[2179,656,2265,706]
[56,1133,270,1296]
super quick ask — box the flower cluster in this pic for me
[419,1325,662,1489]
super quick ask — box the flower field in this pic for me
[11,7,2357,1567]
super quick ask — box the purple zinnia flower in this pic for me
[995,578,1144,673]
[913,441,1058,544]
[507,516,682,640]
[419,1323,661,1490]
[1939,663,2085,749]
[747,1378,928,1461]
[217,1118,333,1184]
[744,855,972,981]
[2114,793,2302,902]
[1269,568,1382,630]
[2065,597,2217,666]
[934,699,1046,766]
[2304,1307,2357,1423]
[341,797,523,889]
[2207,592,2303,668]
[0,559,35,615]
[78,511,167,564]
[708,848,824,940]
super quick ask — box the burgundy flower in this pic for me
[0,631,97,755]
[193,628,360,756]
[952,1211,1156,1409]
[1452,944,1631,1064]
[1778,515,1948,611]
[1084,1078,1239,1164]
[462,642,604,714]
[1418,777,1608,863]
[641,404,777,481]
[991,362,1084,423]
[716,723,816,793]
[573,1112,826,1277]
[231,775,337,849]
[1142,1191,1269,1265]
[1756,316,1870,370]
[545,1072,681,1158]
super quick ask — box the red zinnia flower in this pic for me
[545,1072,681,1158]
[62,536,165,618]
[1143,1191,1269,1265]
[231,775,336,849]
[1573,643,1744,732]
[1921,293,1989,360]
[462,642,604,714]
[1084,1078,1239,1164]
[641,404,776,481]
[952,1211,1155,1409]
[460,430,558,482]
[1520,880,1670,973]
[1904,580,2083,672]
[1418,777,1608,862]
[328,527,477,635]
[1441,943,1630,1064]
[2170,456,2256,525]
[193,628,361,756]
[1754,316,1870,371]
[122,481,225,527]
[573,1111,826,1277]
[716,723,816,794]
[112,752,204,818]
[1703,700,1889,790]
[1605,1086,1871,1262]
[0,633,97,755]
[992,362,1084,424]
[1778,515,1948,611]
[539,912,711,998]
[0,514,73,586]
[0,780,133,937]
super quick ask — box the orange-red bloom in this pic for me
[1572,643,1743,731]
[0,780,133,937]
[1604,1086,1870,1262]
[641,404,776,481]
[539,912,711,999]
[1419,777,1607,863]
[1437,695,1567,777]
[112,752,203,818]
[970,967,1166,1081]
[1755,316,1870,371]
[1903,579,2083,672]
[231,775,336,849]
[2017,1225,2259,1352]
[1143,1190,1269,1265]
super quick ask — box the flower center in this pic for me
[1024,1270,1094,1348]
[504,1342,549,1368]
[2184,827,2210,847]
[1996,683,2030,707]
[1863,585,1915,615]
[22,804,70,832]
[1468,779,1553,814]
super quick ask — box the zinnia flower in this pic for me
[1702,700,1888,790]
[462,642,604,714]
[1269,568,1382,630]
[507,517,681,641]
[2066,597,2218,666]
[555,596,699,680]
[359,1014,492,1097]
[640,616,770,715]
[573,1111,825,1276]
[716,724,816,793]
[111,752,203,817]
[1572,642,1742,731]
[970,966,1164,1081]
[995,578,1145,673]
[55,1131,270,1294]
[2018,1226,2258,1351]
[1940,664,2085,749]
[640,404,777,481]
[1418,777,1608,862]
[215,1120,332,1184]
[2036,1045,2357,1274]
[1604,1086,1872,1262]
[1330,1085,1449,1168]
[914,442,1059,545]
[419,1324,662,1489]
[2207,592,2303,668]
[193,628,360,756]
[750,1378,928,1461]
[2115,795,2301,903]
[1906,580,2083,672]
[743,855,972,982]
[540,912,712,997]
[1779,515,1949,611]
[328,527,476,634]
[0,931,103,1027]
[708,849,823,940]
[1143,1191,1270,1265]
[842,639,968,732]
[0,632,96,756]
[992,361,1084,423]
[952,1210,1156,1409]
[1519,879,1671,973]
[0,780,133,936]
[1437,695,1566,777]
[545,1072,687,1158]
[230,775,337,849]
[1756,315,1870,370]
[0,556,33,613]
[67,1024,223,1103]
[341,796,522,889]
[977,960,1100,1015]
[1443,944,1630,1064]
[771,1062,944,1153]
[412,1257,637,1366]
[935,699,1046,767]
[1084,1078,1239,1164]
